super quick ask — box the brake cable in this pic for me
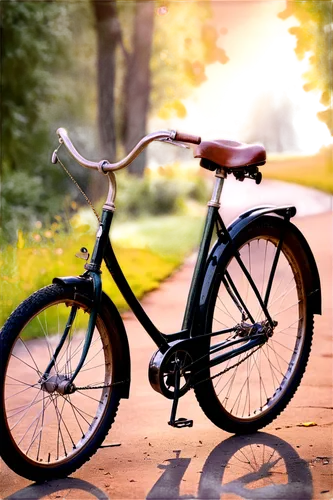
[52,143,101,224]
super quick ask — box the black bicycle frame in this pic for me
[42,185,288,386]
[100,201,283,350]
[102,205,219,353]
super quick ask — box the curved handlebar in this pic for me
[55,128,201,172]
[56,128,103,170]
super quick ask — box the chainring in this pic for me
[149,348,193,399]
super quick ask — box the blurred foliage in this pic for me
[296,0,333,92]
[117,0,215,133]
[151,2,229,120]
[0,210,203,333]
[0,0,214,245]
[113,167,209,219]
[281,0,333,134]
[1,0,96,243]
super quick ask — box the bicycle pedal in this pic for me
[168,418,193,428]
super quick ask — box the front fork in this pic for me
[39,206,113,394]
[39,271,102,394]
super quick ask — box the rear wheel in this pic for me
[0,284,123,481]
[194,217,314,433]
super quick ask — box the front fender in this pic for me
[196,205,321,335]
[53,275,131,398]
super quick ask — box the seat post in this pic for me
[207,168,227,209]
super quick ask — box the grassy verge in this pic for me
[264,147,333,194]
[0,213,203,332]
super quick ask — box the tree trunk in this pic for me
[122,2,154,176]
[92,1,119,160]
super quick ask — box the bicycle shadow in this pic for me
[3,477,109,500]
[146,432,313,500]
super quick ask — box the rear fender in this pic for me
[53,275,131,398]
[196,205,321,335]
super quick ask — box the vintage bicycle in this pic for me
[0,128,321,481]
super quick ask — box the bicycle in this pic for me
[0,128,321,482]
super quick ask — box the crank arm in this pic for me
[168,363,193,429]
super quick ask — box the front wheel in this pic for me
[194,216,315,434]
[0,284,123,481]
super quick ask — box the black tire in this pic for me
[194,216,314,434]
[0,284,123,481]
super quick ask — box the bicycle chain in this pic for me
[76,347,263,391]
[193,345,262,387]
[75,380,128,391]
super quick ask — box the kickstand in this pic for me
[168,363,193,429]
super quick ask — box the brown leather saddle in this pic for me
[194,139,266,170]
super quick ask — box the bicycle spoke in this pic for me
[276,317,302,335]
[216,295,238,323]
[25,398,46,456]
[9,389,44,431]
[11,353,42,376]
[261,346,285,382]
[5,383,40,401]
[50,394,68,459]
[67,394,85,438]
[252,347,268,407]
[76,390,103,403]
[6,374,40,388]
[36,391,46,462]
[273,301,300,317]
[213,315,231,329]
[58,394,95,423]
[230,349,259,415]
[271,337,294,352]
[266,342,290,366]
[79,363,106,374]
[268,280,296,311]
[17,394,54,448]
[17,338,41,375]
[7,394,47,421]
[37,314,57,372]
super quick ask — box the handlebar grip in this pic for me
[174,131,201,145]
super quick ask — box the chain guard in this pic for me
[149,343,193,399]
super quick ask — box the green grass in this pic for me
[0,212,204,333]
[264,147,333,193]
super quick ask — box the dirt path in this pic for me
[1,209,332,500]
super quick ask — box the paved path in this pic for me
[1,181,332,500]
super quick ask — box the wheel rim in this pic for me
[210,235,306,421]
[3,299,113,466]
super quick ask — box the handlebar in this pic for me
[174,131,201,144]
[54,128,201,172]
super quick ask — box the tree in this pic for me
[91,1,119,162]
[1,1,96,241]
[121,2,155,175]
[116,1,215,175]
